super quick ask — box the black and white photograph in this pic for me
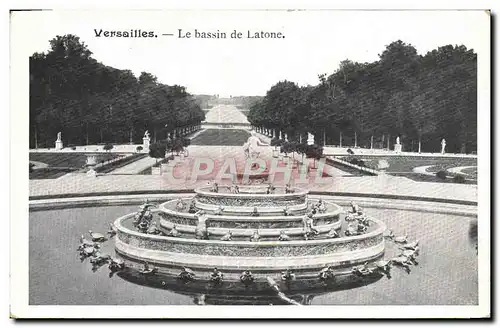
[10,6,490,319]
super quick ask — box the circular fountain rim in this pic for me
[194,186,309,199]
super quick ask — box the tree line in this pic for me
[30,34,206,148]
[247,40,477,154]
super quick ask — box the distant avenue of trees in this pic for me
[30,34,205,148]
[247,40,477,154]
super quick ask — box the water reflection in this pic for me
[113,269,386,305]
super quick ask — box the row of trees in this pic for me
[247,40,477,153]
[30,34,206,148]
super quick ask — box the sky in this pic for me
[13,10,489,97]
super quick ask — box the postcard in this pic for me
[10,8,490,319]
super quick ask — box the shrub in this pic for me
[305,144,324,159]
[103,143,114,152]
[172,138,184,153]
[136,146,143,152]
[453,175,466,183]
[436,170,448,179]
[149,142,167,161]
[270,138,284,147]
[280,142,293,154]
[295,143,307,155]
[71,146,77,150]
[347,148,355,155]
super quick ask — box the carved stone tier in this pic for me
[159,216,341,238]
[158,199,342,236]
[114,212,386,280]
[193,201,308,215]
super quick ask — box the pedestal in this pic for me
[86,154,98,166]
[55,140,63,150]
[143,137,151,150]
[394,144,402,154]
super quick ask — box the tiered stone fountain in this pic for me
[113,185,388,285]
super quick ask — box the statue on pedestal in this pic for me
[441,139,446,154]
[307,132,315,146]
[394,136,402,153]
[55,132,63,150]
[194,210,208,240]
[143,130,151,149]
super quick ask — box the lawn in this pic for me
[337,155,477,184]
[190,129,250,146]
[29,152,121,179]
[460,167,478,179]
[339,155,477,173]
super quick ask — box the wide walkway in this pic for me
[29,171,478,203]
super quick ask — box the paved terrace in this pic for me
[29,138,477,202]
